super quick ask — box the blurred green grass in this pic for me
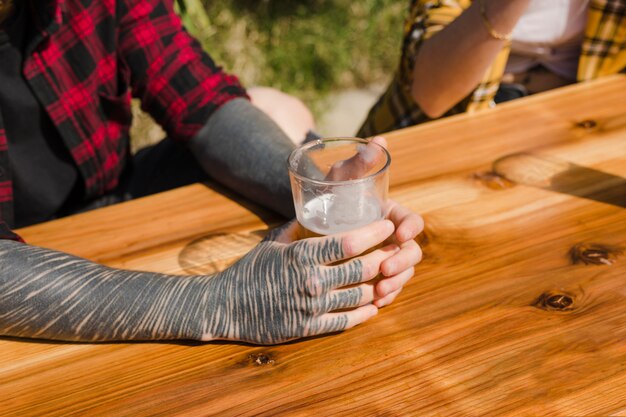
[131,0,406,151]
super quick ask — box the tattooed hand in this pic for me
[201,219,398,344]
[202,198,423,344]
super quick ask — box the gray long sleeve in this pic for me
[188,98,296,218]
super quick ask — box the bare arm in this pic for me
[412,0,530,118]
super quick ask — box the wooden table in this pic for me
[4,75,626,416]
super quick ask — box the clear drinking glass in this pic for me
[288,138,390,238]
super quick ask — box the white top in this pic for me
[505,0,590,80]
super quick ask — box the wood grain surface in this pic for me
[3,75,626,416]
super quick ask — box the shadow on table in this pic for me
[175,180,292,275]
[0,331,338,348]
[493,152,626,208]
[199,179,289,226]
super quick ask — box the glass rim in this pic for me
[287,137,391,186]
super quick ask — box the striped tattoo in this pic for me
[0,235,363,344]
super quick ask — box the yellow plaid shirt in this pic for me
[358,0,626,137]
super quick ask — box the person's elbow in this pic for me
[411,79,450,119]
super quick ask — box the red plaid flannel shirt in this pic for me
[0,0,247,241]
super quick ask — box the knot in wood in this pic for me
[532,291,576,312]
[249,353,275,366]
[546,294,573,310]
[472,171,515,190]
[575,119,597,130]
[569,243,622,265]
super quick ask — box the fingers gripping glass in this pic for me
[288,138,391,237]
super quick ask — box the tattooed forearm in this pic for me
[0,240,211,341]
[0,233,364,344]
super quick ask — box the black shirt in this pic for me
[0,2,79,228]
